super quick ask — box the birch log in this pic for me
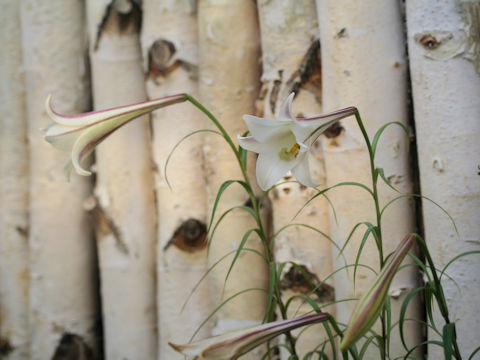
[20,1,98,358]
[198,1,268,358]
[407,1,480,357]
[316,1,422,357]
[141,1,212,358]
[256,1,334,357]
[0,1,29,358]
[86,1,157,358]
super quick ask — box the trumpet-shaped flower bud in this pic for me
[169,313,328,360]
[238,93,356,190]
[44,93,187,176]
[340,235,416,351]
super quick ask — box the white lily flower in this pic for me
[44,93,187,176]
[169,313,328,360]
[238,93,357,190]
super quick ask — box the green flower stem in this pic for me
[354,110,387,359]
[186,94,298,358]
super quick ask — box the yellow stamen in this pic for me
[288,143,301,158]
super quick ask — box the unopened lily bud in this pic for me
[340,235,416,351]
[169,312,328,360]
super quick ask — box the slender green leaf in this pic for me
[469,345,480,360]
[443,323,455,360]
[440,250,480,281]
[399,287,423,351]
[164,129,222,189]
[189,287,267,342]
[371,121,409,158]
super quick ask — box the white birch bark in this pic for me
[20,1,98,358]
[141,1,212,358]
[407,1,480,358]
[256,1,334,357]
[198,1,268,358]
[316,1,422,357]
[0,1,29,358]
[86,0,157,358]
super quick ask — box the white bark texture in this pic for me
[141,1,212,358]
[407,0,480,358]
[86,0,157,358]
[20,0,98,358]
[197,1,268,358]
[0,1,29,358]
[256,1,334,357]
[316,0,422,357]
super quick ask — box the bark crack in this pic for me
[85,196,129,255]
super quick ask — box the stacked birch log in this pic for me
[0,0,478,359]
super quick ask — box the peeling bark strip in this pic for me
[286,39,322,97]
[94,0,141,50]
[51,333,94,360]
[85,196,128,255]
[164,219,207,252]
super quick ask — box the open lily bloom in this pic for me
[340,235,416,351]
[238,93,357,190]
[169,313,328,360]
[44,93,186,176]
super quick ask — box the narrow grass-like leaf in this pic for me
[371,121,409,158]
[443,323,455,360]
[376,167,401,193]
[353,225,379,291]
[469,346,480,360]
[399,287,423,351]
[181,248,265,313]
[223,228,263,298]
[358,336,377,359]
[264,262,277,323]
[271,223,344,263]
[381,194,458,235]
[440,250,480,281]
[207,179,254,234]
[164,129,221,189]
[294,181,374,220]
[189,287,267,342]
[208,205,258,255]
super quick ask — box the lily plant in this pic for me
[238,93,356,190]
[169,313,328,360]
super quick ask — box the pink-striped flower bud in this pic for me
[169,313,328,360]
[340,235,416,351]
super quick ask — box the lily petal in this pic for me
[278,92,295,121]
[169,313,328,360]
[242,114,290,142]
[291,154,320,188]
[256,151,298,191]
[237,136,269,154]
